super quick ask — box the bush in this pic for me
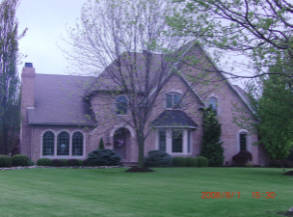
[195,156,209,167]
[0,155,12,167]
[287,149,293,161]
[51,159,68,167]
[37,158,52,166]
[67,159,82,167]
[172,157,187,167]
[87,149,121,166]
[232,151,252,166]
[185,157,196,167]
[144,150,172,167]
[11,154,30,166]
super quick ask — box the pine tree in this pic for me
[99,138,105,150]
[200,107,224,166]
[0,0,21,154]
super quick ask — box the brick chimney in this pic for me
[20,62,35,158]
[21,62,36,109]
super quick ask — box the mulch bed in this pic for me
[278,212,293,217]
[284,171,293,176]
[125,166,154,173]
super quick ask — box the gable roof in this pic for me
[152,110,197,128]
[28,74,96,127]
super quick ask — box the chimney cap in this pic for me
[25,62,33,68]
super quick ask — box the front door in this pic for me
[113,128,130,160]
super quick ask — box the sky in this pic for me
[17,0,86,75]
[16,0,251,86]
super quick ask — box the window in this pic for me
[72,132,83,156]
[187,131,191,153]
[158,130,166,152]
[208,97,218,113]
[57,132,70,156]
[116,96,128,115]
[42,131,54,156]
[172,129,183,153]
[240,132,247,151]
[166,92,182,108]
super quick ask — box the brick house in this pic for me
[20,43,266,165]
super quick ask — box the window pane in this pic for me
[208,97,217,112]
[159,130,166,152]
[43,131,54,156]
[187,131,191,153]
[174,94,181,107]
[166,94,172,108]
[72,132,83,156]
[57,132,69,155]
[240,133,247,151]
[172,130,183,153]
[116,96,128,114]
[166,92,182,108]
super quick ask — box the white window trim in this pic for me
[156,129,192,156]
[40,129,86,159]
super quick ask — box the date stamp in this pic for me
[201,192,276,199]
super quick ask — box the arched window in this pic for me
[57,132,70,156]
[239,132,247,151]
[208,97,218,113]
[166,92,182,108]
[42,131,54,156]
[72,132,83,156]
[116,96,128,115]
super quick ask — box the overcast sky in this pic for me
[16,0,251,86]
[17,0,86,75]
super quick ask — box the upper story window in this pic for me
[208,96,218,113]
[166,92,182,109]
[116,96,128,115]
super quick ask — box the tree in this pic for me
[200,107,224,166]
[168,0,293,79]
[99,138,105,150]
[255,74,293,161]
[0,0,21,154]
[68,0,191,168]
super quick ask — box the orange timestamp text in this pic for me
[201,192,276,199]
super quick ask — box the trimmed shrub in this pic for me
[67,159,82,167]
[195,156,209,167]
[0,155,12,168]
[51,159,68,167]
[11,154,30,166]
[232,151,252,166]
[172,157,187,167]
[87,149,121,166]
[99,138,105,150]
[37,158,52,166]
[144,150,172,167]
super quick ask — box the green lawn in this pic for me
[0,168,292,217]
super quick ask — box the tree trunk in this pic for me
[137,133,145,168]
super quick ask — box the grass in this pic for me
[0,167,292,217]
